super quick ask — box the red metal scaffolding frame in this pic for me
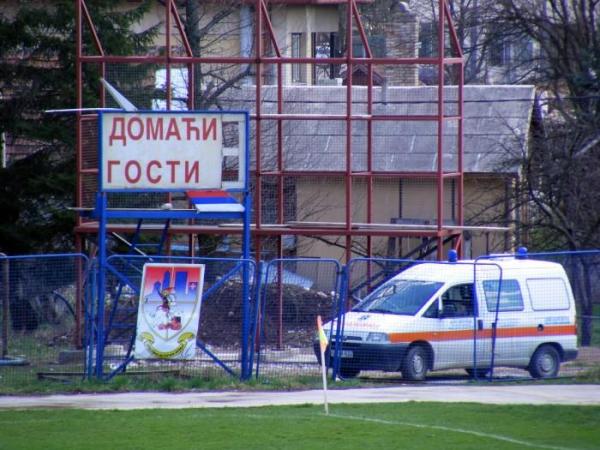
[74,0,465,263]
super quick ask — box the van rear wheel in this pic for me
[401,345,429,381]
[528,345,560,379]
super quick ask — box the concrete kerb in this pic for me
[0,385,599,410]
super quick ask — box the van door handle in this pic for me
[477,319,484,330]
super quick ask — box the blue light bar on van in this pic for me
[448,249,458,263]
[516,247,528,259]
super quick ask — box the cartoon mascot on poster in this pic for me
[149,287,183,331]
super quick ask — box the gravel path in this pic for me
[0,384,599,410]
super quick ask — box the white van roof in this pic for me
[396,258,566,283]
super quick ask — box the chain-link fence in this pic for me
[1,251,599,390]
[338,253,597,382]
[481,250,600,380]
[254,258,342,382]
[0,254,89,387]
[343,258,467,381]
[99,255,258,380]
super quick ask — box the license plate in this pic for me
[341,350,353,358]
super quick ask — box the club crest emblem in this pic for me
[134,263,205,360]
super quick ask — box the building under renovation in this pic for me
[74,0,534,263]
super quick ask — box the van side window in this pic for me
[483,279,524,312]
[527,278,570,311]
[440,284,474,318]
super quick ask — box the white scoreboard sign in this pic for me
[100,112,223,191]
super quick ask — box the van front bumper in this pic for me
[314,341,409,372]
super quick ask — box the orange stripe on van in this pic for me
[388,324,576,343]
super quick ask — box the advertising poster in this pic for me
[134,263,205,360]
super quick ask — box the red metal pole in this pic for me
[176,2,196,256]
[81,0,107,116]
[81,1,104,55]
[274,4,285,350]
[76,0,82,224]
[166,0,172,110]
[453,6,465,258]
[171,2,194,57]
[352,0,375,259]
[75,1,84,349]
[367,65,373,284]
[164,0,174,256]
[255,0,263,260]
[345,0,354,263]
[436,0,446,261]
[75,234,83,348]
[1,254,8,358]
[79,55,463,65]
[173,5,195,254]
[277,36,284,247]
[261,1,282,58]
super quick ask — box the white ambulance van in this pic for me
[320,255,578,380]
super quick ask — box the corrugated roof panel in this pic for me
[222,85,534,173]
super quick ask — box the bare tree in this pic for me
[153,1,254,110]
[499,1,600,122]
[474,1,600,345]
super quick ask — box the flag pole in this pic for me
[317,315,329,415]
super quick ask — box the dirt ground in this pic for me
[575,346,600,362]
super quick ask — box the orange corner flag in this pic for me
[317,315,328,354]
[317,315,329,414]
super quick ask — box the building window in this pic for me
[312,32,338,85]
[489,37,510,66]
[419,22,438,57]
[512,37,534,65]
[291,33,305,84]
[352,34,386,58]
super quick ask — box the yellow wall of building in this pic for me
[294,176,512,261]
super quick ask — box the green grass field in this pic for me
[0,402,598,450]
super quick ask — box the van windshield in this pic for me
[354,279,443,315]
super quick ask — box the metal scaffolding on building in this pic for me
[74,0,465,263]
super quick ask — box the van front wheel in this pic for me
[402,345,429,381]
[528,345,560,379]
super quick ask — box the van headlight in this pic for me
[366,332,390,343]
